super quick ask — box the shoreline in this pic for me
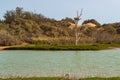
[1,44,120,50]
[0,77,120,80]
[0,43,29,50]
[0,46,10,50]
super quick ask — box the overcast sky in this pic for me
[0,0,120,24]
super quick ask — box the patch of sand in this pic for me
[0,43,29,50]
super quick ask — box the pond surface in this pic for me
[0,49,120,78]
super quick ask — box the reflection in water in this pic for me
[0,49,120,78]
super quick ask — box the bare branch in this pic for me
[77,10,79,17]
[79,8,83,18]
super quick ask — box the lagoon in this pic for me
[0,49,120,78]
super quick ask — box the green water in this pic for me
[0,49,120,78]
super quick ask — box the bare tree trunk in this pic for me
[74,9,83,45]
[75,31,78,45]
[75,21,78,45]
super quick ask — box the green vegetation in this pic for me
[79,77,120,80]
[4,43,120,50]
[1,7,120,46]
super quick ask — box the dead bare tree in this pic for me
[74,9,83,45]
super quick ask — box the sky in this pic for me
[0,0,120,24]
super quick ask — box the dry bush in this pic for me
[0,30,21,46]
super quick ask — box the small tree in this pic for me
[74,9,83,45]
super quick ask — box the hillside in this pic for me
[0,7,120,46]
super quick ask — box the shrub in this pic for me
[0,30,21,46]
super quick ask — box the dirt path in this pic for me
[0,43,29,50]
[0,46,9,50]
